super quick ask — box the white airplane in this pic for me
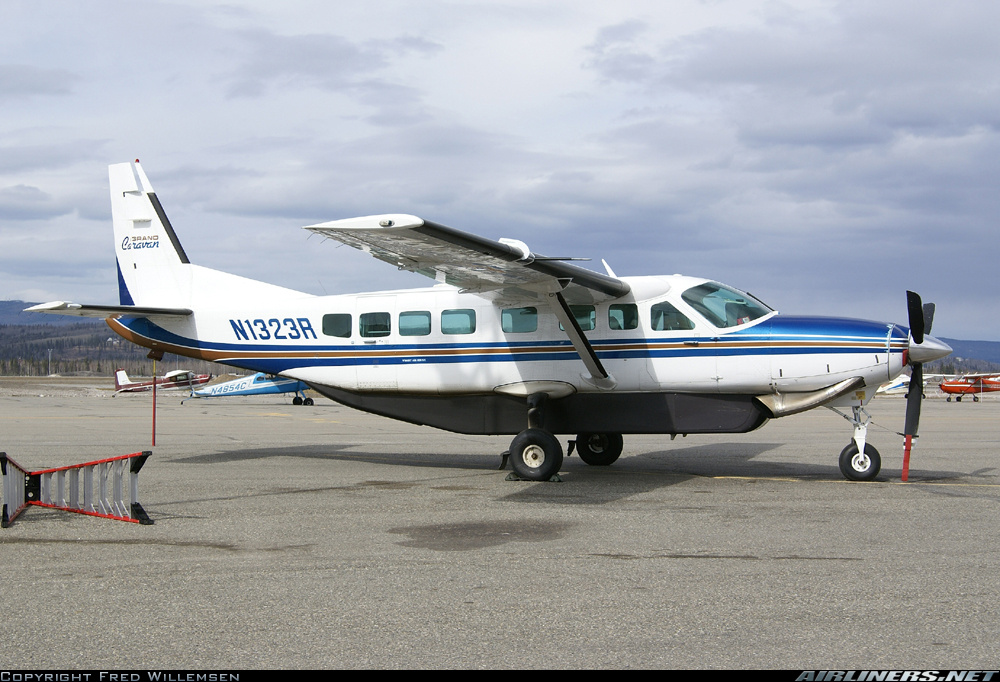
[28,160,952,482]
[877,375,911,395]
[114,367,212,393]
[186,372,313,404]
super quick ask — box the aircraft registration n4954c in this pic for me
[28,160,952,481]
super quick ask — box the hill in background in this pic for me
[2,301,223,377]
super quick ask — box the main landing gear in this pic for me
[503,393,625,481]
[573,432,624,466]
[507,428,564,481]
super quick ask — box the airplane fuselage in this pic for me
[107,274,908,434]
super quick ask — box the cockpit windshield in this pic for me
[681,282,773,329]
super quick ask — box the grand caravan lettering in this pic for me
[121,235,160,250]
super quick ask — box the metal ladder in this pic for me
[2,451,153,527]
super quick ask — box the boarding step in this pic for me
[1,451,153,528]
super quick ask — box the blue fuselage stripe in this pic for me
[116,316,906,375]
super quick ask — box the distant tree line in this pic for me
[0,323,227,377]
[925,357,1000,376]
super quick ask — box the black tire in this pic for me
[575,432,623,466]
[509,429,563,481]
[293,396,303,405]
[838,442,881,481]
[303,397,314,406]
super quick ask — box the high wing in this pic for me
[304,215,630,305]
[24,302,192,318]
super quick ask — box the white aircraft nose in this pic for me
[909,334,952,364]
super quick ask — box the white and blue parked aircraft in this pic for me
[29,160,952,481]
[186,372,313,405]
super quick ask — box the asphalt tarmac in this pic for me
[1,377,998,669]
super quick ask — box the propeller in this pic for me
[902,291,949,481]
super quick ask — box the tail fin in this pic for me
[110,160,192,307]
[109,160,310,309]
[114,369,130,391]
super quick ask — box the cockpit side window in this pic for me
[681,282,771,328]
[650,301,695,331]
[609,304,638,330]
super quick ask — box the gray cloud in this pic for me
[1,1,998,339]
[223,29,442,100]
[0,185,74,221]
[0,64,77,99]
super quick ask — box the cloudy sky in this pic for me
[2,0,998,339]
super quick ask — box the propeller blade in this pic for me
[904,363,923,437]
[906,290,925,345]
[923,302,935,336]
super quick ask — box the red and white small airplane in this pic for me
[114,368,212,394]
[29,160,953,482]
[939,374,1000,402]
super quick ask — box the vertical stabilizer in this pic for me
[114,369,130,392]
[110,160,191,307]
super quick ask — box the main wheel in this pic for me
[575,432,624,466]
[303,397,314,406]
[293,396,303,405]
[838,442,881,481]
[509,429,563,481]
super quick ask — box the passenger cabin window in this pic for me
[502,307,537,333]
[441,309,476,334]
[609,304,638,330]
[359,312,391,337]
[399,311,431,336]
[681,282,771,329]
[322,313,352,338]
[560,305,596,332]
[650,302,695,331]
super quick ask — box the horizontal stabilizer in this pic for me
[25,301,193,318]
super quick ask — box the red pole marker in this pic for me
[152,358,157,447]
[902,435,913,482]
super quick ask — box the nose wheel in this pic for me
[829,404,881,481]
[839,442,881,481]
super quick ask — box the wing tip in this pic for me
[24,301,78,313]
[304,214,424,232]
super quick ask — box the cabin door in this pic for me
[355,296,398,392]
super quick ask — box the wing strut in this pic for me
[548,291,616,390]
